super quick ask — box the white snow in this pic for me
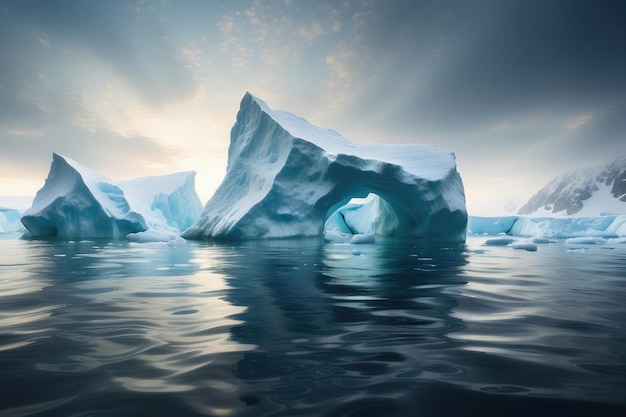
[519,157,626,217]
[126,230,186,245]
[528,188,626,217]
[481,237,537,251]
[21,153,203,239]
[483,238,516,246]
[565,237,608,245]
[184,92,467,241]
[511,241,538,251]
[120,172,203,232]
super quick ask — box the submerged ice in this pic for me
[21,153,203,239]
[184,93,467,241]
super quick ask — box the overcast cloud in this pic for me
[1,0,625,214]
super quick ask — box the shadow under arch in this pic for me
[320,169,425,237]
[314,157,467,240]
[323,192,400,236]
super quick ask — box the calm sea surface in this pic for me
[0,234,625,417]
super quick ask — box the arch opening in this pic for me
[323,193,401,237]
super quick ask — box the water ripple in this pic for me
[0,237,625,416]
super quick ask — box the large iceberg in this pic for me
[21,153,203,239]
[184,93,467,241]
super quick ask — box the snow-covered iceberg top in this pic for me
[21,153,203,239]
[184,92,467,241]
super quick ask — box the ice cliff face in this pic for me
[21,153,203,238]
[184,93,467,241]
[120,172,203,232]
[518,156,626,216]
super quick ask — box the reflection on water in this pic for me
[218,238,469,416]
[0,235,625,416]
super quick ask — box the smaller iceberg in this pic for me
[468,215,626,239]
[0,207,25,233]
[467,216,518,235]
[21,153,203,239]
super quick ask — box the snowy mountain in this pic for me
[21,153,203,239]
[518,156,626,216]
[184,92,467,241]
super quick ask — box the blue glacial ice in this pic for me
[21,153,203,239]
[183,93,468,241]
[468,215,626,239]
[0,207,24,233]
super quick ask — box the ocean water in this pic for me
[1,234,625,417]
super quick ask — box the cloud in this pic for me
[4,1,197,108]
[325,54,351,79]
[298,20,325,41]
[244,6,262,26]
[2,0,625,209]
[563,113,593,129]
[0,122,184,182]
[335,0,626,144]
[217,15,235,34]
[263,45,291,66]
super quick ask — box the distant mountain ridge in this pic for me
[518,155,626,216]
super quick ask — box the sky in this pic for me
[1,0,625,215]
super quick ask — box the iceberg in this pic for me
[0,207,25,233]
[508,216,624,238]
[468,215,626,239]
[120,172,203,232]
[21,153,203,239]
[184,93,467,241]
[511,241,538,251]
[467,216,518,235]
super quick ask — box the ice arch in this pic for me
[324,194,400,236]
[183,93,468,241]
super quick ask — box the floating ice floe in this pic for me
[469,215,626,239]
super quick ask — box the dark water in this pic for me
[1,234,625,417]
